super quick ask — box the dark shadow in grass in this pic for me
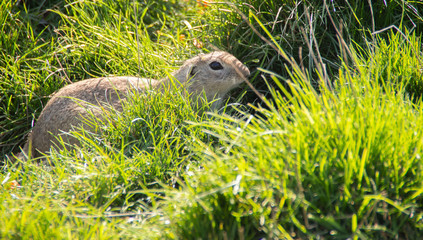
[218,1,423,108]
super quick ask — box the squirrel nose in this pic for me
[241,64,250,78]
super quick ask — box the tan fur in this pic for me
[21,51,250,159]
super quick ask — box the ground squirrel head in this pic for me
[172,51,250,100]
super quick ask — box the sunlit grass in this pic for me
[164,30,423,239]
[1,0,423,239]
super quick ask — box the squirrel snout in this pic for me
[241,64,250,78]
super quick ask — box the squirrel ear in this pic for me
[189,66,197,78]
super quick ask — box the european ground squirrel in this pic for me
[21,51,250,159]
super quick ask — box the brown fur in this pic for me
[21,51,250,159]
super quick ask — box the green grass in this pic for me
[1,0,423,239]
[202,0,423,104]
[363,30,423,101]
[0,0,203,157]
[163,29,423,239]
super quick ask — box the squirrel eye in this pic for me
[209,61,224,70]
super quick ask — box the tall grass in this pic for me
[164,30,423,239]
[0,0,63,156]
[1,0,423,239]
[364,30,423,101]
[0,0,206,157]
[201,0,423,104]
[1,0,214,238]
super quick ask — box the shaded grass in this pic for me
[53,0,197,80]
[201,0,423,105]
[0,0,64,156]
